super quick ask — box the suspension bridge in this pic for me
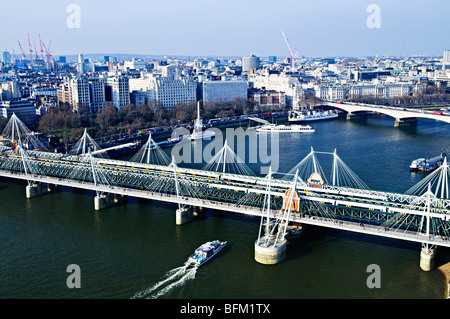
[0,114,449,270]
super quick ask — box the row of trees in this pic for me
[37,97,286,144]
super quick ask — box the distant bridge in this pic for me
[326,102,450,126]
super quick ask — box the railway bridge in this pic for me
[0,114,449,271]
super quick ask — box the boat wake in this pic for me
[131,263,197,299]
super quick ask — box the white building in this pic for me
[70,77,90,112]
[129,71,196,108]
[107,76,130,109]
[248,73,304,108]
[200,79,248,102]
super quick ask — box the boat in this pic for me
[418,154,446,172]
[187,240,227,268]
[189,102,216,141]
[256,124,315,133]
[410,158,425,171]
[289,110,338,123]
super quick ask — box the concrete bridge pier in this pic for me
[254,236,287,265]
[94,194,113,211]
[26,183,43,198]
[346,112,369,120]
[176,206,195,225]
[420,247,436,272]
[394,117,417,127]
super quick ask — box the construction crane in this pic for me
[38,34,44,61]
[34,40,39,62]
[281,30,293,69]
[17,41,26,62]
[41,39,52,65]
[27,33,33,66]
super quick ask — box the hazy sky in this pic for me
[1,0,448,58]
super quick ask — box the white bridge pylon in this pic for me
[283,147,369,190]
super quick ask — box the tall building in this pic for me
[88,78,106,113]
[443,50,450,65]
[70,77,90,113]
[1,51,11,64]
[242,55,260,72]
[107,76,130,109]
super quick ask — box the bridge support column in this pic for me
[254,237,287,265]
[26,183,43,198]
[394,118,417,127]
[420,247,435,272]
[176,206,194,225]
[346,112,368,120]
[94,194,113,211]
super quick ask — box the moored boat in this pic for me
[256,124,315,133]
[289,110,338,123]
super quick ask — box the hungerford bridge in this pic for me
[1,114,450,270]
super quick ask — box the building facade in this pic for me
[200,79,247,102]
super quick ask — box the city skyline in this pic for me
[1,0,449,58]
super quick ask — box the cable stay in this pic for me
[283,147,368,189]
[406,156,450,199]
[69,128,109,159]
[130,133,171,166]
[1,113,48,151]
[202,139,255,176]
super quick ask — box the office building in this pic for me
[242,55,260,72]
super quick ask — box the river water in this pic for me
[0,114,449,299]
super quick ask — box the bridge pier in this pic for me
[420,247,436,272]
[254,236,287,265]
[394,117,417,127]
[26,183,43,198]
[346,112,369,120]
[94,194,113,211]
[176,206,195,225]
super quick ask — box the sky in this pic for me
[0,0,449,58]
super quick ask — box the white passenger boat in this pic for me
[187,240,227,268]
[256,124,315,133]
[289,110,338,123]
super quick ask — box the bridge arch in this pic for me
[326,102,450,127]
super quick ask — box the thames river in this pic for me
[1,113,449,299]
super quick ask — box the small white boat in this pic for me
[256,124,315,133]
[187,240,227,268]
[410,158,425,171]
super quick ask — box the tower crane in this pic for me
[38,34,44,61]
[27,33,33,66]
[41,40,52,65]
[281,30,293,69]
[17,41,26,62]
